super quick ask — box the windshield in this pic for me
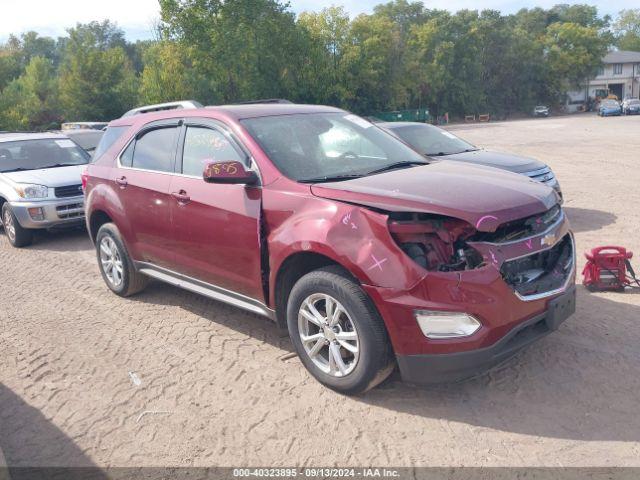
[602,100,619,107]
[65,131,105,153]
[241,113,428,182]
[627,99,640,105]
[0,138,90,173]
[387,124,477,156]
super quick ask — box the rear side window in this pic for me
[181,126,244,176]
[120,142,134,167]
[131,127,178,173]
[93,126,128,162]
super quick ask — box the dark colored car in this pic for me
[84,104,576,394]
[622,98,640,115]
[380,122,562,198]
[62,130,105,155]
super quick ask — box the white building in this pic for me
[588,50,640,100]
[565,50,640,112]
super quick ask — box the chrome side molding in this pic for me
[136,262,276,320]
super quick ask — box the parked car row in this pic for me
[1,102,575,394]
[598,98,640,116]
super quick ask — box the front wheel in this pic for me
[2,203,33,248]
[287,266,395,395]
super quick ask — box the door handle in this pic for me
[171,190,191,204]
[115,176,128,188]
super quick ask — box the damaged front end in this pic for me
[387,204,574,302]
[369,203,575,356]
[388,212,484,273]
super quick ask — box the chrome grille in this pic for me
[56,202,84,219]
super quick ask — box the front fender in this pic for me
[264,188,426,303]
[0,177,22,203]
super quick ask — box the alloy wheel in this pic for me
[298,293,359,377]
[99,236,124,287]
[3,209,16,242]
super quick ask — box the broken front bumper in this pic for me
[363,214,576,383]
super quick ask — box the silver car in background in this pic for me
[0,132,89,247]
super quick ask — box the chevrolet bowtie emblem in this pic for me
[541,233,557,247]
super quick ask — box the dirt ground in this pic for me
[1,113,639,469]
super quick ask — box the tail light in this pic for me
[81,168,89,192]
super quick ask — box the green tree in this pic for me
[139,41,211,104]
[0,33,58,92]
[0,56,59,130]
[406,10,484,117]
[298,6,351,105]
[614,9,640,51]
[57,22,138,121]
[159,0,304,103]
[549,4,610,29]
[341,13,401,112]
[544,22,609,100]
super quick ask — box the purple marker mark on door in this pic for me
[490,251,498,264]
[342,212,358,229]
[368,254,388,271]
[476,215,498,229]
[525,239,533,250]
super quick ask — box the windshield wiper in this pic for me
[299,174,365,184]
[365,161,427,176]
[0,167,31,173]
[39,163,82,169]
[426,148,478,156]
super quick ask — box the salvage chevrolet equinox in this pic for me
[84,104,576,394]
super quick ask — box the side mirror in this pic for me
[203,161,258,185]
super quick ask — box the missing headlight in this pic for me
[389,213,483,272]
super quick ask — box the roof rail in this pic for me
[232,99,293,105]
[121,100,203,118]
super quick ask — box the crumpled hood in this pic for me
[2,165,85,188]
[442,150,546,174]
[311,161,558,232]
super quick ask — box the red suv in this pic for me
[84,104,576,394]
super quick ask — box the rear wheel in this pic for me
[287,266,394,395]
[2,203,33,248]
[96,223,148,296]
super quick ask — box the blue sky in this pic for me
[0,0,633,43]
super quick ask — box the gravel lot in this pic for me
[1,113,639,469]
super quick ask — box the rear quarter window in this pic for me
[93,126,130,162]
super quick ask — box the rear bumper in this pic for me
[10,197,85,229]
[397,285,576,384]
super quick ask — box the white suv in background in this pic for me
[0,132,89,247]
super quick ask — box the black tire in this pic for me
[96,222,148,297]
[287,266,395,395]
[2,203,33,248]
